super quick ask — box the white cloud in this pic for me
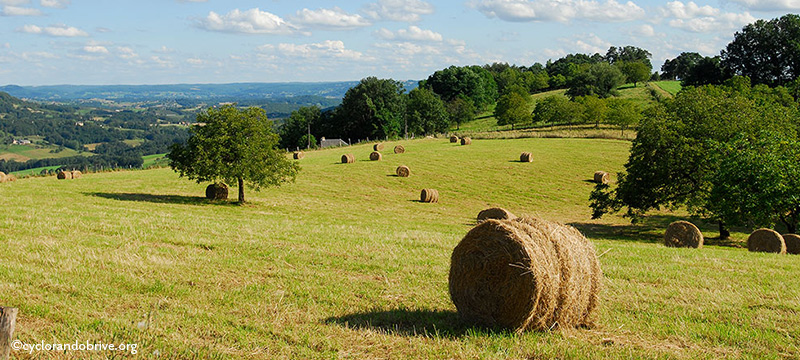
[40,0,70,8]
[19,24,88,36]
[84,44,109,54]
[186,58,205,65]
[150,56,174,68]
[259,40,370,61]
[153,45,174,54]
[375,26,443,42]
[543,33,611,58]
[363,0,434,22]
[292,7,371,30]
[2,5,42,16]
[660,2,755,33]
[473,0,644,22]
[662,1,717,18]
[726,0,800,10]
[196,8,297,34]
[0,0,29,5]
[631,24,656,37]
[117,46,137,59]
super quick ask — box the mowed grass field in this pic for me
[0,137,798,359]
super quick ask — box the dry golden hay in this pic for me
[782,234,800,255]
[396,165,410,177]
[520,152,533,162]
[394,145,405,154]
[71,170,82,179]
[4,174,16,182]
[461,137,472,145]
[663,221,704,248]
[477,207,517,222]
[370,151,383,161]
[374,143,384,151]
[57,171,73,180]
[747,228,786,254]
[420,188,439,203]
[293,152,305,160]
[449,217,602,332]
[0,171,5,183]
[593,171,610,184]
[450,135,459,143]
[341,154,355,164]
[205,183,229,200]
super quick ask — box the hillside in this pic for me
[0,137,796,359]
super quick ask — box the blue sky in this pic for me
[0,0,796,85]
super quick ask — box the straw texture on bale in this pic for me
[782,234,800,255]
[394,145,405,154]
[374,143,384,151]
[0,171,5,183]
[449,217,602,332]
[520,152,533,162]
[461,137,472,145]
[450,136,459,143]
[4,174,15,182]
[205,183,229,200]
[293,152,304,160]
[396,165,410,177]
[420,188,439,203]
[370,151,382,161]
[71,170,82,179]
[57,171,73,180]
[593,171,610,184]
[747,228,786,254]
[341,154,355,164]
[664,221,703,248]
[477,207,516,222]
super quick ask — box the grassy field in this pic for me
[0,144,85,162]
[1,137,798,359]
[652,81,682,96]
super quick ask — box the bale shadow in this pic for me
[324,309,505,338]
[86,192,232,206]
[569,215,745,248]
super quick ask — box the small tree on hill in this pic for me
[168,104,300,203]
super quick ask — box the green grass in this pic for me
[0,144,86,162]
[10,165,61,176]
[0,138,798,359]
[142,153,168,168]
[653,81,682,96]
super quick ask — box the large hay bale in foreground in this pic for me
[450,135,459,143]
[782,234,800,255]
[477,207,516,222]
[205,183,229,200]
[341,154,355,164]
[394,145,405,154]
[449,217,602,332]
[71,170,82,179]
[747,229,786,254]
[293,152,304,160]
[664,221,704,248]
[420,188,439,203]
[396,165,410,177]
[374,143,384,151]
[57,171,72,180]
[461,137,472,145]
[369,151,382,161]
[520,152,533,162]
[593,171,610,184]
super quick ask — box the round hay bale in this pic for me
[450,135,459,143]
[449,217,602,332]
[520,152,533,162]
[71,170,82,179]
[593,171,610,184]
[781,234,800,255]
[374,143,384,151]
[0,171,5,183]
[748,229,786,254]
[461,137,472,145]
[394,145,405,154]
[341,154,355,164]
[369,151,382,161]
[57,171,72,180]
[396,165,410,177]
[205,183,229,200]
[293,152,304,160]
[420,188,439,203]
[4,174,15,182]
[477,207,516,222]
[663,221,704,248]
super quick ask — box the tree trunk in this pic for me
[0,307,18,360]
[238,176,245,203]
[718,220,730,240]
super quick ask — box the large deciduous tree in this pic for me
[168,104,300,203]
[405,87,449,135]
[618,61,651,87]
[495,88,532,128]
[566,62,626,98]
[335,77,406,140]
[661,52,703,80]
[279,105,321,150]
[721,14,800,87]
[422,65,498,110]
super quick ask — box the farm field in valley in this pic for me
[0,137,797,359]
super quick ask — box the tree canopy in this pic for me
[421,65,498,111]
[405,87,449,136]
[335,77,406,141]
[722,14,800,87]
[566,62,626,98]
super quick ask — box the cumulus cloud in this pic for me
[726,0,800,10]
[0,0,29,5]
[19,24,88,36]
[40,0,70,8]
[473,0,644,22]
[196,8,297,34]
[84,44,109,54]
[292,7,371,30]
[363,0,434,22]
[661,2,755,33]
[543,33,611,58]
[116,46,137,59]
[259,40,369,61]
[2,5,42,16]
[375,25,443,42]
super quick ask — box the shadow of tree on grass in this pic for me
[85,192,234,206]
[324,308,509,339]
